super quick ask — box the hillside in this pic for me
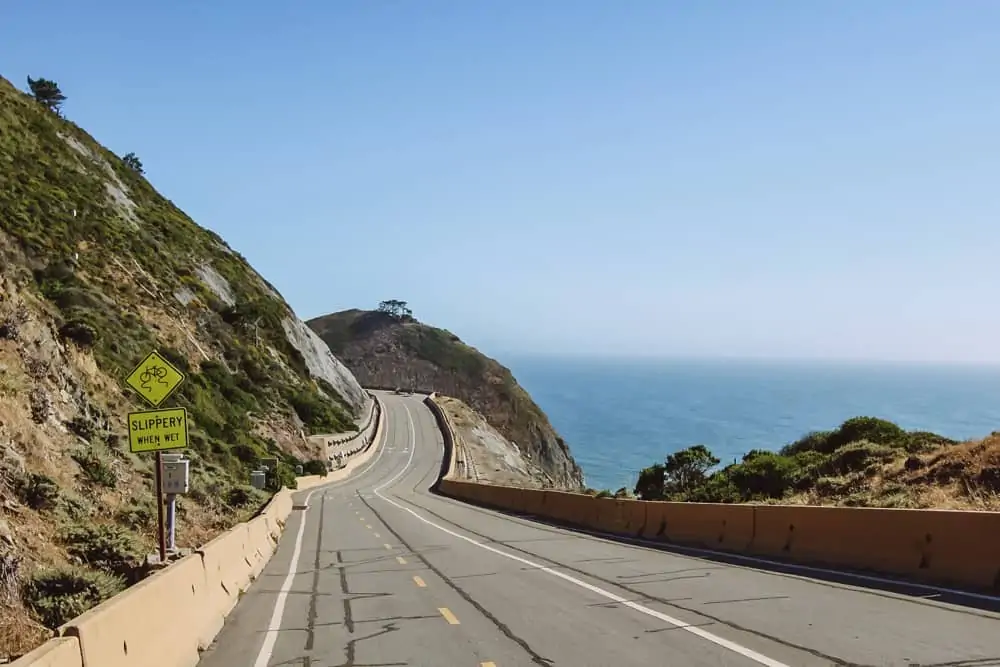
[633,416,1000,510]
[307,307,584,489]
[0,76,366,658]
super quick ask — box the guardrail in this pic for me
[322,394,381,468]
[11,393,387,667]
[425,395,1000,594]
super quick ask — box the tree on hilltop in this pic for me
[377,300,412,320]
[122,152,144,174]
[27,76,66,114]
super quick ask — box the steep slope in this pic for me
[0,76,364,657]
[307,308,584,489]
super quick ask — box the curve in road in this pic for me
[197,392,1000,667]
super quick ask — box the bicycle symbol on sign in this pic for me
[139,365,170,393]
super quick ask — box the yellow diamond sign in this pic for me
[125,350,186,407]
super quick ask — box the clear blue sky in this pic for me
[4,1,1000,363]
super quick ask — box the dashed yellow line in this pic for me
[396,556,407,565]
[384,543,392,550]
[481,663,496,667]
[373,532,380,538]
[413,576,426,587]
[438,607,460,625]
[365,525,372,530]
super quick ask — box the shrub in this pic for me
[225,484,265,508]
[60,524,141,578]
[17,472,60,510]
[70,449,116,487]
[302,459,328,476]
[824,440,897,476]
[58,320,98,347]
[781,430,832,456]
[826,417,906,451]
[23,566,125,628]
[729,452,799,500]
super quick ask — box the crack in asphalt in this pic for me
[305,491,326,653]
[359,492,554,666]
[398,493,866,667]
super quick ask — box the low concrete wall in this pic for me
[8,638,82,667]
[429,395,1000,593]
[14,395,389,667]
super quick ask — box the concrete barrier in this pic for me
[643,502,755,551]
[750,505,1000,589]
[61,554,208,667]
[9,638,82,667]
[197,524,252,645]
[12,394,388,667]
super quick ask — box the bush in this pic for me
[225,484,266,508]
[58,320,98,347]
[60,524,141,579]
[287,388,350,434]
[71,449,116,487]
[17,472,60,510]
[781,430,832,456]
[824,440,896,476]
[729,452,799,500]
[23,566,124,628]
[301,459,328,476]
[826,417,906,451]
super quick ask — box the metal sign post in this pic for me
[123,350,189,563]
[155,451,166,561]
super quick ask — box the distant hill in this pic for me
[308,308,584,489]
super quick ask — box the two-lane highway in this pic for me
[198,392,1000,666]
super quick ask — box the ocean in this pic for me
[506,357,1000,492]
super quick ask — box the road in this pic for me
[199,392,1000,667]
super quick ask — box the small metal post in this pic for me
[166,493,177,553]
[155,451,166,562]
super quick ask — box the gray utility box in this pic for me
[161,454,190,494]
[250,470,267,490]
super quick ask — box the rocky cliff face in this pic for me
[308,310,584,489]
[0,76,365,657]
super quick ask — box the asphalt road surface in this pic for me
[198,392,1000,667]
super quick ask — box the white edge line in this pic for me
[565,528,1000,604]
[252,489,318,667]
[373,402,791,667]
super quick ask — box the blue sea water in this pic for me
[505,357,1000,492]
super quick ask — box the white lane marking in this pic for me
[373,402,417,494]
[253,489,319,667]
[252,398,392,667]
[374,403,790,667]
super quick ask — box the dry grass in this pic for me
[787,434,1000,510]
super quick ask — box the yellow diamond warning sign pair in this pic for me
[124,351,189,453]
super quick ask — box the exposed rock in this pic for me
[281,317,365,410]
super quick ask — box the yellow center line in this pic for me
[413,576,426,587]
[396,556,407,565]
[373,532,381,538]
[366,525,372,530]
[481,663,497,667]
[384,543,392,550]
[438,607,460,625]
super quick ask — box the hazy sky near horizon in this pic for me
[4,2,1000,363]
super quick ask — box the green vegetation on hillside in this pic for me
[0,74,357,653]
[0,74,352,469]
[633,417,970,507]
